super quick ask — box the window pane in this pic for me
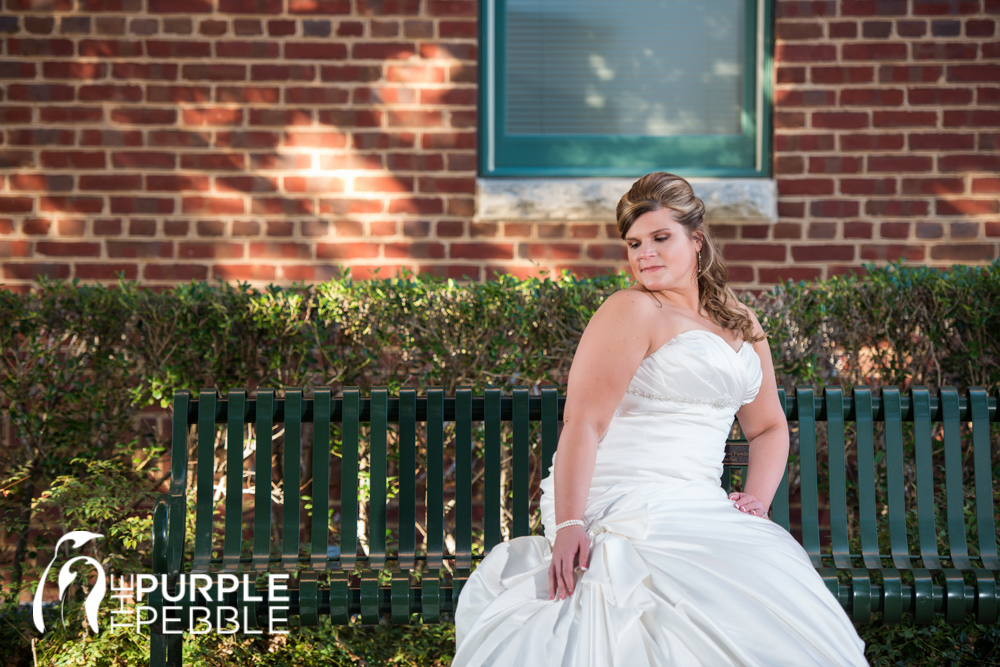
[505,0,745,137]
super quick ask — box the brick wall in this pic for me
[0,0,997,292]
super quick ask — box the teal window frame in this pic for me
[478,0,774,178]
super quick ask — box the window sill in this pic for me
[476,178,777,223]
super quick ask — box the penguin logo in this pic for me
[32,531,107,634]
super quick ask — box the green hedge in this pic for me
[2,261,999,665]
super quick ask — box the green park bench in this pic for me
[150,386,1000,666]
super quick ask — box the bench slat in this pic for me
[193,389,218,572]
[223,389,246,572]
[425,389,444,570]
[398,389,417,571]
[281,390,303,571]
[827,388,851,571]
[455,389,473,572]
[253,390,274,572]
[512,387,530,538]
[484,389,502,551]
[369,389,388,571]
[796,388,822,568]
[312,389,332,570]
[541,388,558,482]
[340,389,360,572]
[971,389,999,571]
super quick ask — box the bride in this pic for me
[453,173,867,666]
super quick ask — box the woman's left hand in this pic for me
[729,492,767,518]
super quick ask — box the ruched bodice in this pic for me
[454,329,867,667]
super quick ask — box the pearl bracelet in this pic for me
[555,519,586,532]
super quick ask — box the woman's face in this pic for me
[624,208,703,293]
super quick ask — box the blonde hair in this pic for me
[616,172,762,344]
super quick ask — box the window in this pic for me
[479,0,773,178]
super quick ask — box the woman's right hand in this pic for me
[548,525,590,600]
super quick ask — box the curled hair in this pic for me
[616,172,762,344]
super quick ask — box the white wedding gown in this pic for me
[453,329,867,666]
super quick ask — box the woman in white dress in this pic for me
[453,173,867,666]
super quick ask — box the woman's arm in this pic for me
[548,290,651,600]
[734,308,789,513]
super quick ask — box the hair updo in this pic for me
[616,172,761,343]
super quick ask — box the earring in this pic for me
[697,251,702,275]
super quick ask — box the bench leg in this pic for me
[150,631,182,667]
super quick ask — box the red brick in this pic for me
[948,222,979,239]
[183,196,245,215]
[41,61,106,79]
[936,199,999,215]
[808,156,862,174]
[79,85,143,102]
[812,112,869,130]
[112,152,176,169]
[939,154,1000,171]
[177,241,243,259]
[988,223,1000,238]
[79,39,143,57]
[874,111,938,128]
[147,174,210,191]
[181,153,246,171]
[777,178,835,195]
[944,110,1000,128]
[422,132,476,150]
[107,241,173,258]
[722,243,786,262]
[56,219,86,236]
[94,219,123,235]
[775,43,836,61]
[0,239,31,257]
[40,107,105,124]
[217,176,278,193]
[250,198,315,215]
[316,242,379,259]
[879,65,942,83]
[183,108,244,125]
[792,245,855,261]
[9,129,76,146]
[285,42,348,59]
[451,243,514,260]
[839,88,903,106]
[219,0,282,12]
[128,219,157,236]
[7,38,74,56]
[79,174,141,191]
[978,87,1000,105]
[841,222,872,239]
[841,178,898,195]
[810,200,861,218]
[916,222,944,239]
[865,200,930,216]
[146,40,212,58]
[868,155,933,172]
[929,244,996,261]
[879,223,911,239]
[11,173,73,192]
[810,66,874,85]
[149,0,212,11]
[947,64,1000,83]
[842,42,907,60]
[776,67,807,84]
[385,242,446,259]
[22,219,52,235]
[972,178,1000,194]
[6,84,74,103]
[901,177,965,195]
[913,42,978,60]
[196,220,225,236]
[860,244,926,261]
[75,263,139,280]
[4,263,72,280]
[282,131,348,148]
[207,264,276,282]
[439,19,476,38]
[216,86,280,103]
[110,197,175,214]
[757,267,822,283]
[36,241,101,257]
[285,87,350,105]
[841,0,907,14]
[387,197,444,215]
[778,201,806,218]
[909,133,976,150]
[146,85,212,103]
[144,264,209,281]
[214,131,283,149]
[775,89,837,107]
[39,197,104,213]
[965,19,995,36]
[283,176,346,193]
[908,88,975,107]
[181,64,246,81]
[111,108,177,125]
[289,0,351,12]
[774,133,836,152]
[775,156,805,174]
[245,242,310,259]
[913,0,980,14]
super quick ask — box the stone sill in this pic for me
[477,178,777,224]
